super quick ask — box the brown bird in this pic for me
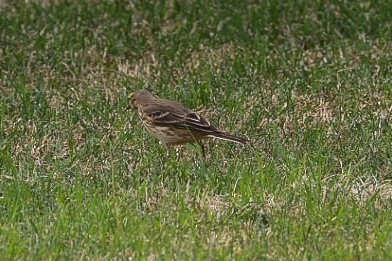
[127,90,248,148]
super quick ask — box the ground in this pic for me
[0,0,391,259]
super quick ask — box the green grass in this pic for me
[1,0,392,259]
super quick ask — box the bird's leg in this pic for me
[193,140,210,174]
[196,140,206,160]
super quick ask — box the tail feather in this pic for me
[210,131,249,144]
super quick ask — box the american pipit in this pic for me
[127,90,248,152]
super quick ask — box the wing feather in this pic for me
[142,101,218,133]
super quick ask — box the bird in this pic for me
[127,90,248,152]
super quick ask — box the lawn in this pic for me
[1,0,392,259]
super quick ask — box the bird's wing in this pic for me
[142,101,218,133]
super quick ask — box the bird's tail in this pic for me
[210,131,249,144]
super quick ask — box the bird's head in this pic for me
[127,89,154,110]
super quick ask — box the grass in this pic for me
[1,0,392,259]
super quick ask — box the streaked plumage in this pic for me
[128,89,248,146]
